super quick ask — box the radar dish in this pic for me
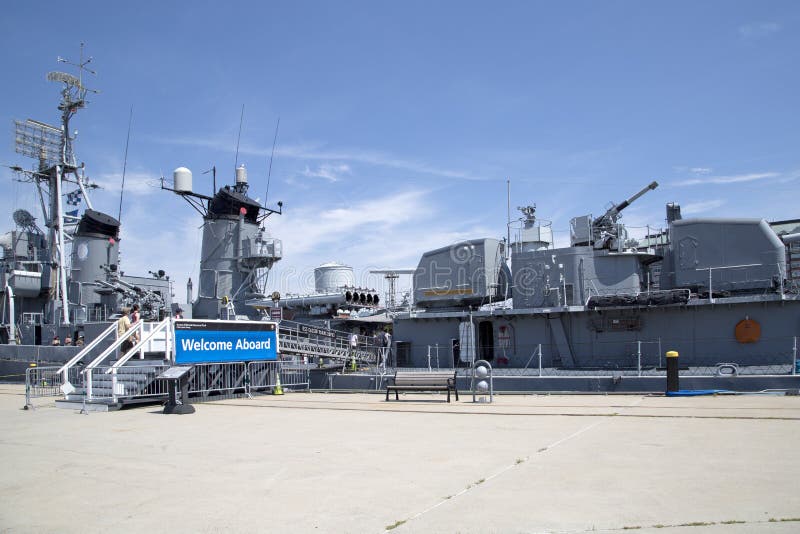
[13,209,36,228]
[47,71,83,89]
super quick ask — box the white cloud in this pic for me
[689,167,712,175]
[739,22,781,39]
[681,199,726,215]
[672,172,779,186]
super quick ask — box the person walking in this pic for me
[118,308,133,355]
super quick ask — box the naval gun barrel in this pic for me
[596,180,658,224]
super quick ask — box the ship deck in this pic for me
[2,385,799,533]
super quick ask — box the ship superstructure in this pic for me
[393,183,800,371]
[164,165,283,320]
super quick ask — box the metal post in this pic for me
[538,344,542,377]
[637,340,642,377]
[666,350,679,393]
[6,285,16,345]
[54,166,70,326]
[708,267,713,303]
[793,336,797,376]
[86,369,93,400]
[658,337,662,368]
[111,367,118,402]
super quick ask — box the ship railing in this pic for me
[396,338,799,378]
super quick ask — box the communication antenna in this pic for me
[57,42,97,91]
[118,106,134,222]
[234,104,245,174]
[265,117,280,203]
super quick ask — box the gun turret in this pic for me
[570,181,659,250]
[593,181,658,228]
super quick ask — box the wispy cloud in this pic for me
[689,167,712,175]
[299,163,350,183]
[739,22,781,39]
[94,171,162,195]
[672,172,779,186]
[682,199,726,215]
[150,134,486,181]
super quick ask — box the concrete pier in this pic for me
[1,386,799,533]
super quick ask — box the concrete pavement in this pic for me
[1,386,798,533]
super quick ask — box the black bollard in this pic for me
[666,350,679,393]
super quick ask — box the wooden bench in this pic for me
[385,371,459,402]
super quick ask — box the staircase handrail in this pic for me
[105,317,172,373]
[57,321,119,378]
[82,320,145,373]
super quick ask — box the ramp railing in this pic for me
[278,320,377,363]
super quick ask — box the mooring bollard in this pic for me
[666,350,679,393]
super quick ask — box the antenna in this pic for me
[57,42,97,89]
[234,104,244,174]
[265,117,280,203]
[202,166,217,194]
[118,106,134,222]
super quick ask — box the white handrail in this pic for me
[83,320,144,372]
[57,321,118,377]
[105,318,171,373]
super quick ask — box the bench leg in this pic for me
[454,388,459,401]
[447,389,450,403]
[386,388,389,401]
[396,390,399,401]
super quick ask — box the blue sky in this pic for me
[2,1,799,302]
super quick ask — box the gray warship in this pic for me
[390,182,800,376]
[1,49,171,360]
[8,52,800,399]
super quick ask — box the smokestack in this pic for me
[187,277,193,304]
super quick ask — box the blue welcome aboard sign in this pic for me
[174,320,278,364]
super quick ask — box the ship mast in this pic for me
[12,44,98,325]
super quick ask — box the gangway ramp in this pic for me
[277,320,377,364]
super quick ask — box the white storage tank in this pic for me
[314,262,355,293]
[173,167,193,193]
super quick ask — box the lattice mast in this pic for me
[12,44,98,325]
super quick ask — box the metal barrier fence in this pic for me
[25,365,79,409]
[188,362,248,397]
[247,361,310,395]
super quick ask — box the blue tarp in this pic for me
[666,389,734,396]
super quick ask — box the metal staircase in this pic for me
[56,318,173,409]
